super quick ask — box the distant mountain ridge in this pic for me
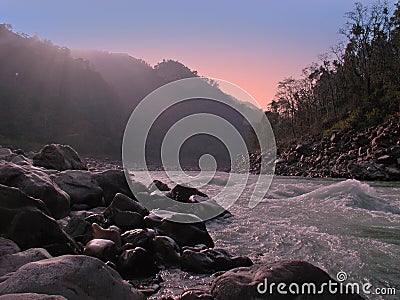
[0,24,260,168]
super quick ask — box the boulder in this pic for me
[105,193,149,217]
[0,248,52,277]
[148,180,170,192]
[166,185,208,203]
[93,170,138,205]
[84,213,107,226]
[62,217,92,244]
[143,213,163,228]
[113,211,144,231]
[0,184,77,256]
[91,223,121,247]
[117,247,158,279]
[53,170,103,207]
[121,229,156,250]
[32,144,87,171]
[0,237,20,256]
[83,239,118,262]
[211,260,364,299]
[153,216,214,248]
[0,255,145,300]
[104,193,148,230]
[152,235,181,267]
[0,162,70,219]
[181,248,252,274]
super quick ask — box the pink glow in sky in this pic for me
[1,0,394,108]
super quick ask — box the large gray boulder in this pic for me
[93,170,136,205]
[0,238,20,256]
[53,170,103,207]
[0,248,52,277]
[104,193,148,230]
[33,144,87,171]
[0,255,145,300]
[211,261,364,300]
[0,162,70,219]
[0,184,78,256]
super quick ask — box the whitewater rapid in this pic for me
[143,173,400,299]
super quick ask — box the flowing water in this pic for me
[141,172,400,299]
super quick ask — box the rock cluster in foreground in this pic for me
[247,116,400,181]
[0,144,365,299]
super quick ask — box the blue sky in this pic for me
[1,0,395,107]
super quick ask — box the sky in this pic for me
[0,0,395,109]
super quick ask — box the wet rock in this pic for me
[121,229,156,250]
[62,217,92,244]
[0,184,78,256]
[93,170,144,205]
[104,193,148,221]
[152,236,181,267]
[0,248,52,277]
[181,248,252,274]
[84,213,107,227]
[53,170,103,207]
[113,211,144,231]
[0,255,145,299]
[117,247,158,278]
[166,185,208,203]
[148,179,170,192]
[0,162,70,219]
[211,260,364,299]
[91,223,121,247]
[149,213,214,248]
[33,144,87,171]
[83,239,118,262]
[143,213,163,227]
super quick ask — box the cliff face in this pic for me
[245,115,400,181]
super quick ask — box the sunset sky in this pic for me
[0,0,393,108]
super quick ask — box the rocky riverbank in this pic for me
[246,115,400,181]
[0,143,365,299]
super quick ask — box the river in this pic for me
[135,172,400,299]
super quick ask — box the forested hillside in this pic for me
[267,1,400,147]
[0,25,257,165]
[0,24,122,154]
